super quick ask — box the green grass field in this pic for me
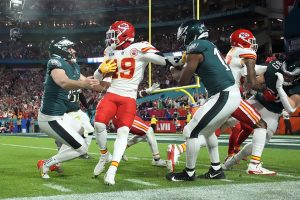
[0,135,300,200]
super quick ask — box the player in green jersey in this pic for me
[37,37,100,179]
[166,20,241,181]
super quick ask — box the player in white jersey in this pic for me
[93,20,182,185]
[222,29,277,174]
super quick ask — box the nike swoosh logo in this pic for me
[210,172,222,178]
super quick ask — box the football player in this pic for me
[93,21,182,185]
[113,115,167,167]
[223,55,300,173]
[37,37,100,179]
[223,29,271,174]
[166,20,241,181]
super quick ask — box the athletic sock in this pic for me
[250,128,267,164]
[178,143,186,154]
[211,162,221,171]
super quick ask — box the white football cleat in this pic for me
[247,162,277,176]
[37,160,50,179]
[152,159,167,167]
[222,155,238,170]
[166,144,180,172]
[104,171,116,185]
[93,152,112,177]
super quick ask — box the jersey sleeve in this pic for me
[186,40,208,54]
[238,48,257,59]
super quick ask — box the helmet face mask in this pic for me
[177,20,209,47]
[105,21,135,49]
[230,29,258,52]
[49,37,76,61]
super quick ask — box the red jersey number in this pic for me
[112,57,135,79]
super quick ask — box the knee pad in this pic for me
[183,125,191,138]
[205,134,218,148]
[94,122,106,134]
[117,126,130,137]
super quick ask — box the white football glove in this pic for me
[145,82,160,94]
[275,72,284,89]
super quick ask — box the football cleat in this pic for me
[93,152,112,177]
[104,171,116,185]
[222,155,238,170]
[152,159,167,167]
[247,162,277,176]
[199,167,226,179]
[166,169,196,181]
[49,163,64,174]
[166,144,180,172]
[37,160,50,179]
[122,154,128,162]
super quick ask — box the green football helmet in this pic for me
[49,37,75,60]
[281,58,300,85]
[177,19,209,46]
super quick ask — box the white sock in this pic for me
[235,142,252,162]
[186,137,201,170]
[127,135,146,147]
[47,144,87,166]
[146,127,160,156]
[94,122,107,150]
[205,133,220,164]
[112,126,129,163]
[251,128,267,164]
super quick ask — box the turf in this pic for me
[0,136,300,199]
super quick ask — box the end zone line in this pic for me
[43,183,72,192]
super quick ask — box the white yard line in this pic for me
[0,143,57,151]
[43,183,72,192]
[124,179,159,186]
[4,181,300,200]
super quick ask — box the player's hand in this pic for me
[84,76,100,89]
[145,82,160,94]
[275,72,284,89]
[98,59,117,74]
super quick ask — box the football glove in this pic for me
[145,82,160,94]
[98,59,117,74]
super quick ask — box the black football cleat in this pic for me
[166,169,196,181]
[198,167,226,179]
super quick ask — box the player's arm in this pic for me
[171,53,202,86]
[51,69,99,90]
[275,72,300,113]
[242,58,265,92]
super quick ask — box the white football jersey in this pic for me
[225,47,257,86]
[103,41,165,99]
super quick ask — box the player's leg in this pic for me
[234,122,253,153]
[167,87,241,181]
[227,122,241,159]
[37,113,87,178]
[104,96,136,185]
[93,94,117,177]
[227,99,267,170]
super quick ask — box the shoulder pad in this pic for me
[186,39,208,54]
[133,42,159,53]
[48,58,62,67]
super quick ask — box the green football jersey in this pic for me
[186,39,235,96]
[40,57,81,116]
